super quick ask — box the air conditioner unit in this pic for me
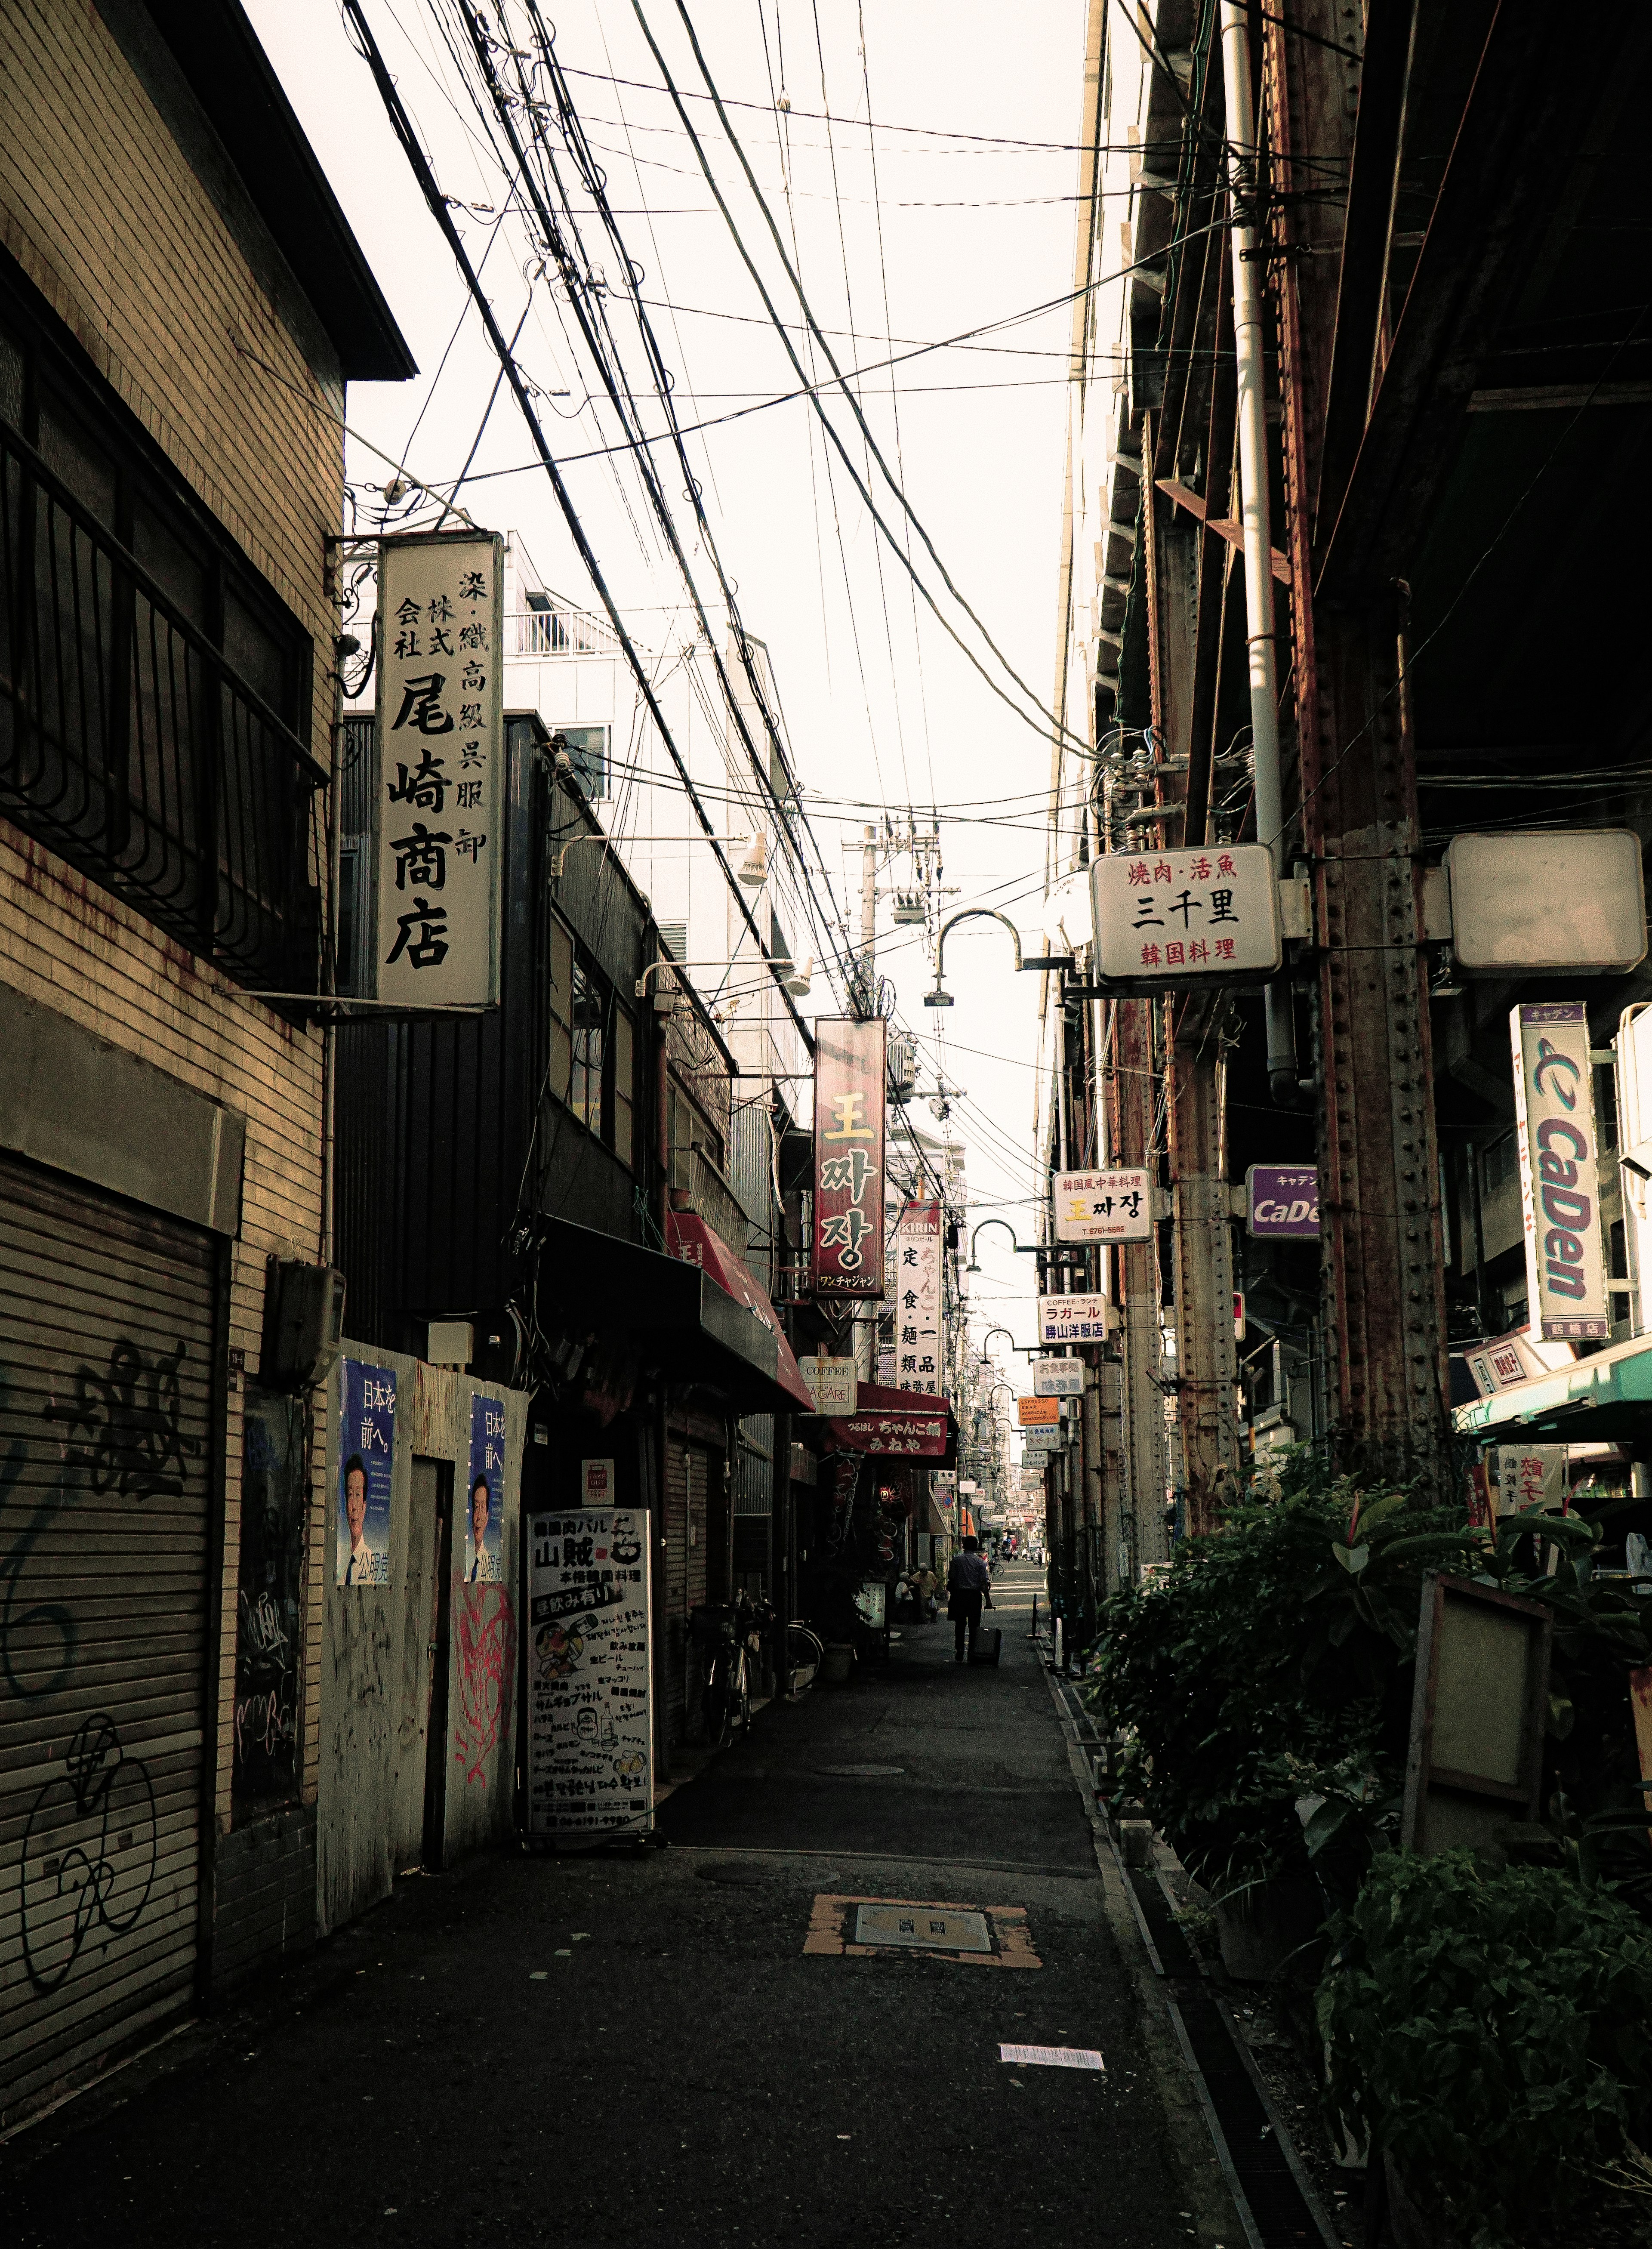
[259,1259,346,1392]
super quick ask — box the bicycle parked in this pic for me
[689,1591,775,1746]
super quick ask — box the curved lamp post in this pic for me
[966,1218,1045,1273]
[923,908,1073,1008]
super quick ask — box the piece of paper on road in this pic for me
[999,2044,1104,2070]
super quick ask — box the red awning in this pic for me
[824,1380,957,1462]
[665,1210,815,1414]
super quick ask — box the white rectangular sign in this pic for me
[528,1506,653,1841]
[1039,1293,1113,1344]
[1021,1427,1062,1456]
[375,530,504,1006]
[798,1356,857,1414]
[1033,1357,1085,1397]
[1053,1169,1151,1242]
[888,1198,944,1394]
[1091,842,1281,986]
[1510,1003,1609,1341]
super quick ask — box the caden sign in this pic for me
[1510,1003,1609,1342]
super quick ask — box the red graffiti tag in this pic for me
[453,1585,515,1787]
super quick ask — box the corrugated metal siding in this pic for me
[0,1153,215,2123]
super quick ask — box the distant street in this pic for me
[0,1567,1228,2249]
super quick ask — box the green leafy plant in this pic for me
[1320,1851,1652,2248]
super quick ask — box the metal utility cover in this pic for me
[855,1904,992,1953]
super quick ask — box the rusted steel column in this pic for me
[1110,996,1169,1571]
[1169,1004,1239,1533]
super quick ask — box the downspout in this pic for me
[1219,2,1297,1102]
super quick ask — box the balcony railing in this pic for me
[0,418,324,991]
[507,603,621,658]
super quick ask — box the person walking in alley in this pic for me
[947,1536,992,1663]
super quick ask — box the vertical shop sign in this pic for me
[375,529,504,1006]
[1510,1003,1609,1340]
[337,1357,396,1586]
[465,1392,507,1583]
[527,1507,653,1840]
[811,1017,887,1299]
[892,1198,943,1394]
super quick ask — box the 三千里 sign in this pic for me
[1091,842,1282,989]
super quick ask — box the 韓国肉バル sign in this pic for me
[1091,842,1282,990]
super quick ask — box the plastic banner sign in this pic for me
[1246,1165,1319,1237]
[338,1357,395,1586]
[1510,1003,1609,1340]
[1032,1358,1084,1398]
[1018,1395,1060,1427]
[811,1018,887,1299]
[1091,842,1281,988]
[528,1506,653,1841]
[889,1198,943,1394]
[1053,1168,1151,1243]
[375,529,504,1006]
[1039,1293,1112,1344]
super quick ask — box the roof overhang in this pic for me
[1453,1331,1652,1445]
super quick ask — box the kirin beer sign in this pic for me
[1510,1003,1609,1341]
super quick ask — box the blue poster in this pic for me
[338,1358,396,1586]
[465,1391,506,1584]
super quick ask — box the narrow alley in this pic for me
[0,1569,1221,2249]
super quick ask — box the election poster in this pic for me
[528,1508,653,1841]
[465,1391,507,1583]
[337,1357,396,1586]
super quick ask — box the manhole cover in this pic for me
[818,1764,904,1777]
[854,1904,992,1953]
[694,1862,770,1887]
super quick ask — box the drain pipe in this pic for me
[1219,2,1298,1103]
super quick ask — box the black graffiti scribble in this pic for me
[48,1339,200,1500]
[21,1715,157,1994]
[0,1371,73,1702]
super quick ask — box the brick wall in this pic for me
[0,0,351,1840]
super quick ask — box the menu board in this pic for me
[527,1507,653,1840]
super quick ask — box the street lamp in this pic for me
[923,907,1073,1009]
[552,830,750,882]
[965,1218,1046,1274]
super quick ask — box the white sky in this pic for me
[250,0,1090,1380]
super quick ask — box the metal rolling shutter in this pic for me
[0,1152,216,2124]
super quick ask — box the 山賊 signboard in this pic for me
[890,1198,943,1394]
[1039,1293,1113,1344]
[811,1018,887,1299]
[1091,843,1281,989]
[1053,1168,1151,1242]
[527,1507,653,1842]
[1510,1003,1609,1341]
[374,530,505,1006]
[1246,1165,1318,1238]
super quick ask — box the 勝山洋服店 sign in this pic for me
[811,1018,886,1300]
[1053,1169,1151,1243]
[374,530,504,1007]
[890,1198,943,1395]
[1510,1002,1609,1341]
[1033,1358,1085,1398]
[1091,843,1282,988]
[527,1507,653,1842]
[1039,1292,1112,1344]
[1247,1165,1319,1238]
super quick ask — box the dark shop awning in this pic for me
[537,1215,812,1418]
[1453,1332,1652,1445]
[824,1381,958,1465]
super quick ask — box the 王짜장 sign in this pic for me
[811,1018,886,1299]
[1091,842,1281,988]
[1510,1003,1609,1341]
[375,530,504,1006]
[1053,1168,1151,1242]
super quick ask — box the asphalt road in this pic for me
[0,1564,1227,2249]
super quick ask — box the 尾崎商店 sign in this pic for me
[1091,842,1282,989]
[811,1018,886,1299]
[1510,1002,1609,1341]
[374,530,504,1007]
